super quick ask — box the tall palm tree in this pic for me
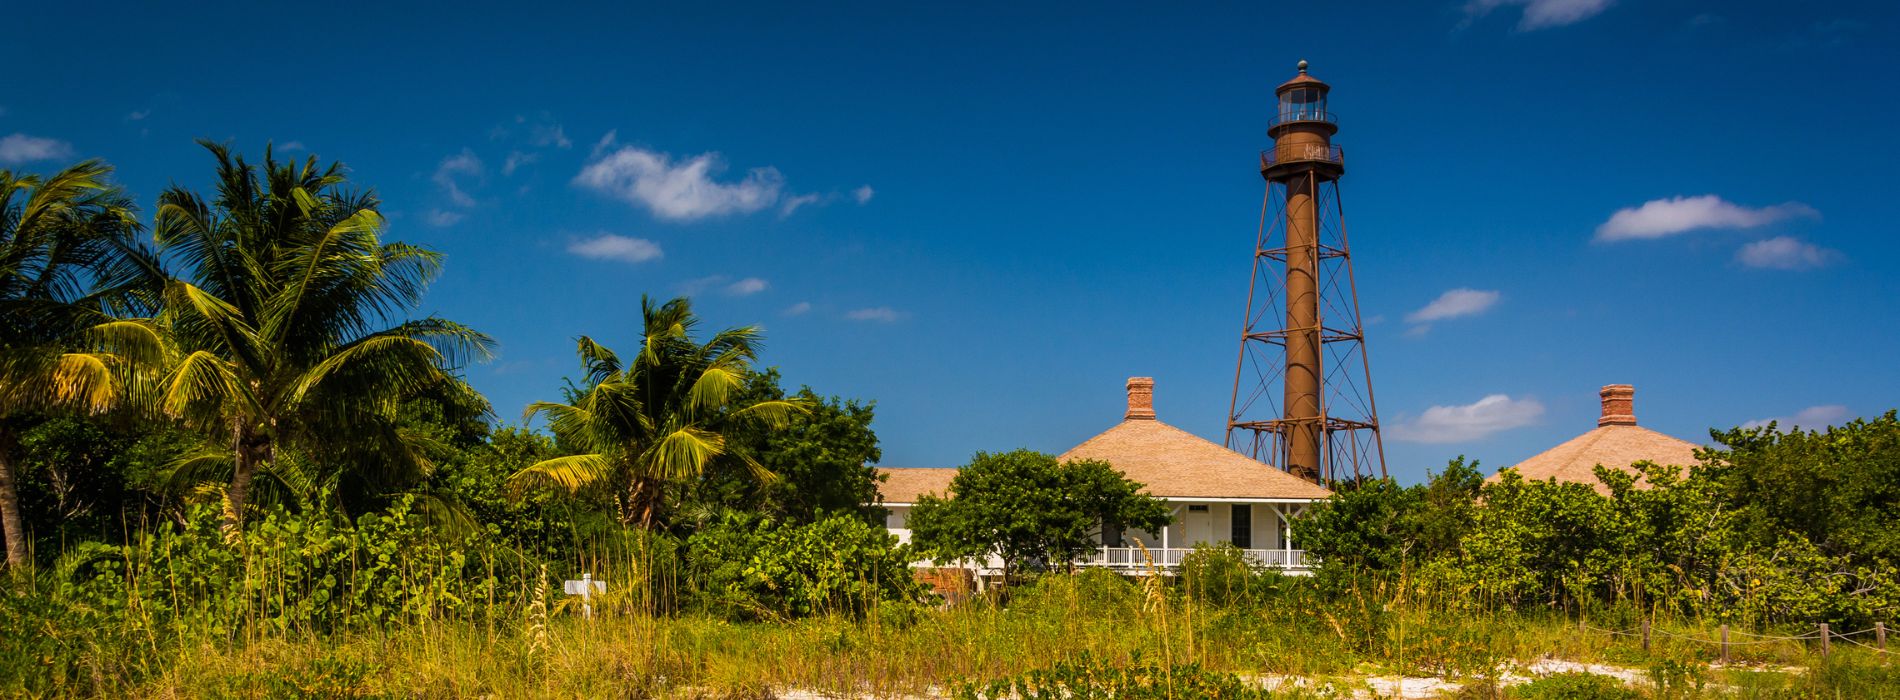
[153,142,493,534]
[0,160,154,570]
[511,297,804,529]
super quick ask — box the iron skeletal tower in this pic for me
[1225,61,1386,484]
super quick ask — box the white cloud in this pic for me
[278,141,307,152]
[782,301,812,316]
[1405,288,1501,330]
[425,209,465,227]
[1743,405,1850,432]
[779,193,821,217]
[574,146,784,221]
[433,149,483,208]
[845,306,904,322]
[853,185,875,205]
[1736,236,1837,270]
[1388,394,1545,444]
[566,233,663,263]
[0,133,75,164]
[1596,195,1818,242]
[502,150,538,176]
[126,109,151,121]
[1466,0,1614,30]
[725,277,768,296]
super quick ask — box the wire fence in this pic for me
[1579,620,1891,661]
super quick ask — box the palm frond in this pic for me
[509,453,613,492]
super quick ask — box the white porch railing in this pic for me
[1078,547,1307,570]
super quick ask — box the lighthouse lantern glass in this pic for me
[1279,88,1326,122]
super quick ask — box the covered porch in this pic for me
[1085,499,1313,573]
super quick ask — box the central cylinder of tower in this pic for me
[1282,170,1323,482]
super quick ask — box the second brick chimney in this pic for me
[1125,377,1156,420]
[1598,384,1637,427]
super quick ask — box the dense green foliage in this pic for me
[908,449,1171,579]
[685,511,922,620]
[1298,416,1900,626]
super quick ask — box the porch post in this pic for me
[1280,504,1292,564]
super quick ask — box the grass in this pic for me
[11,568,1897,698]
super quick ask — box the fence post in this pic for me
[1820,623,1830,659]
[1720,624,1730,664]
[1878,622,1887,653]
[1641,618,1651,653]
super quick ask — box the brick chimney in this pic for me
[1125,377,1156,420]
[1598,384,1637,427]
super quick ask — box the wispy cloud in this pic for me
[502,150,538,176]
[782,301,812,316]
[1465,0,1613,30]
[1388,394,1545,443]
[126,109,151,122]
[1406,288,1501,323]
[575,145,785,221]
[424,209,465,227]
[1405,288,1500,335]
[678,275,772,296]
[529,122,571,149]
[566,233,663,264]
[845,306,904,323]
[0,133,75,164]
[278,141,307,152]
[433,149,483,209]
[1736,236,1838,270]
[779,193,821,217]
[725,277,768,296]
[853,185,875,205]
[1743,405,1850,432]
[1596,195,1818,242]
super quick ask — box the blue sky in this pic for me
[6,1,1897,482]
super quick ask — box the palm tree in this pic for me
[511,297,804,529]
[0,160,154,570]
[152,142,493,534]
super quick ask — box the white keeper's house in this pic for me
[876,377,1331,574]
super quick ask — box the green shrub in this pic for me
[685,512,923,621]
[1178,543,1262,608]
[1511,672,1640,700]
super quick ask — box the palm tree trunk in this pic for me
[223,423,269,535]
[0,426,30,570]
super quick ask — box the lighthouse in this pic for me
[1226,61,1385,484]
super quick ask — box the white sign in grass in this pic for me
[563,573,607,618]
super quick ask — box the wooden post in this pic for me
[1820,623,1830,659]
[1641,618,1651,653]
[1721,624,1730,664]
[1878,622,1887,653]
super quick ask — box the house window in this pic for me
[1186,504,1209,512]
[1231,504,1252,548]
[1103,521,1124,547]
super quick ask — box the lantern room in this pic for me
[1269,60,1338,135]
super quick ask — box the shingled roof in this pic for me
[1057,414,1332,500]
[874,378,1332,504]
[1490,385,1702,495]
[876,467,958,504]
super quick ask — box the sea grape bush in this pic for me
[1298,413,1900,627]
[686,511,924,621]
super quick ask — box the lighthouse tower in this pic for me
[1225,61,1386,484]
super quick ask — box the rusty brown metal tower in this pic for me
[1225,61,1386,485]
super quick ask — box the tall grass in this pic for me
[4,537,1897,698]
